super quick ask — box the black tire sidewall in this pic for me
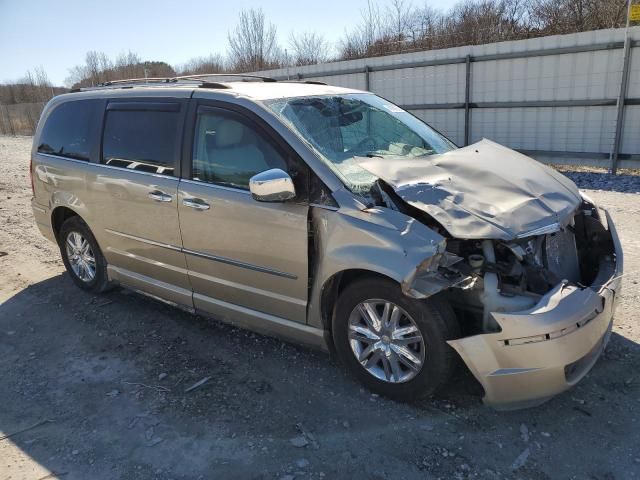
[58,217,109,293]
[332,277,459,400]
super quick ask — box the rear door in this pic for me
[178,101,309,323]
[89,99,191,306]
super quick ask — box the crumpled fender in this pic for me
[306,202,455,329]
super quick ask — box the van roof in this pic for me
[218,81,361,100]
[67,77,362,102]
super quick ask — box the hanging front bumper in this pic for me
[448,210,623,410]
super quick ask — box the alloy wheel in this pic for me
[65,231,96,282]
[348,299,426,383]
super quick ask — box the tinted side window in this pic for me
[192,109,288,189]
[37,100,99,161]
[102,107,179,176]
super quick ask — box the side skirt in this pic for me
[106,265,329,352]
[193,293,329,352]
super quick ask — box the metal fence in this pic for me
[0,102,46,137]
[3,27,639,169]
[255,27,640,170]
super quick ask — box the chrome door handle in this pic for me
[182,198,210,210]
[148,190,173,202]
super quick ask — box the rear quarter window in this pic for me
[37,100,100,161]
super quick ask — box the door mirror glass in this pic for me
[249,169,296,202]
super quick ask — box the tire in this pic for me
[332,277,460,401]
[58,216,112,293]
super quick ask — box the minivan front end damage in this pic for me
[355,142,623,409]
[446,208,622,409]
[402,203,622,409]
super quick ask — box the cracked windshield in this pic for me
[266,93,456,193]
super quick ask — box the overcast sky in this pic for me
[0,0,453,86]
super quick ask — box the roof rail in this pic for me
[279,80,328,86]
[71,73,294,93]
[174,73,277,83]
[99,77,177,87]
[96,73,276,88]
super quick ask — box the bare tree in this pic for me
[530,0,626,34]
[339,0,387,58]
[409,4,442,47]
[177,54,227,75]
[114,51,142,80]
[64,51,175,88]
[227,8,282,72]
[288,32,330,66]
[387,0,414,46]
[338,0,542,59]
[0,67,65,104]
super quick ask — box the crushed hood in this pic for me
[357,139,582,240]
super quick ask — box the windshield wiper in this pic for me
[352,154,383,163]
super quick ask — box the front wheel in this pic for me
[332,277,460,400]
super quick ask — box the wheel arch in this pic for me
[51,206,82,243]
[320,269,399,334]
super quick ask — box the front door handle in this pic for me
[148,190,173,202]
[182,198,210,210]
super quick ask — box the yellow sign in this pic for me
[631,4,640,22]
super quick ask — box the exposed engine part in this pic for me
[480,240,537,331]
[468,254,484,272]
[545,228,580,283]
[403,251,472,299]
[440,202,618,335]
[390,193,617,337]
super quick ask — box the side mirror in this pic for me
[249,168,296,202]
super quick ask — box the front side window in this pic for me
[192,108,288,190]
[102,107,179,176]
[37,100,99,161]
[265,94,456,194]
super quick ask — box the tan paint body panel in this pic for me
[177,181,309,323]
[34,154,193,306]
[87,167,191,296]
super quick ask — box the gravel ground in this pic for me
[555,165,640,194]
[1,135,639,480]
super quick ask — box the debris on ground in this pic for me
[289,436,308,448]
[295,423,319,449]
[184,376,211,393]
[511,448,531,470]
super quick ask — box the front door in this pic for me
[178,103,309,324]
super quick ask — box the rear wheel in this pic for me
[333,277,460,400]
[59,216,112,293]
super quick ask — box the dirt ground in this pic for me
[1,135,639,480]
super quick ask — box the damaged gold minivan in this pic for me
[31,76,623,409]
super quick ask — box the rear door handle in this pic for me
[148,190,173,202]
[182,198,210,210]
